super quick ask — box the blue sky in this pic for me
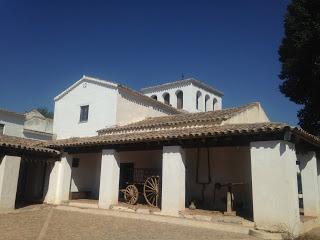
[0,0,300,125]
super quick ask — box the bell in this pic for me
[189,201,196,210]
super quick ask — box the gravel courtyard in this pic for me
[0,205,257,240]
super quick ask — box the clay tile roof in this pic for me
[0,135,59,155]
[47,122,309,148]
[44,102,320,149]
[97,102,260,134]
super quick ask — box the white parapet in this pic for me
[161,146,186,216]
[298,151,320,217]
[250,141,300,235]
[0,155,21,210]
[99,149,120,209]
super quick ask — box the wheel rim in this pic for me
[143,176,160,207]
[124,185,139,205]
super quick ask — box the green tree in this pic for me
[36,107,54,119]
[279,0,320,135]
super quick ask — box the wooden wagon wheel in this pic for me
[124,184,139,205]
[143,176,160,207]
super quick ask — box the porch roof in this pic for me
[45,122,320,149]
[0,134,60,156]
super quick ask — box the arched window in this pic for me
[196,91,202,110]
[205,95,210,112]
[213,98,218,111]
[163,92,170,105]
[151,95,157,100]
[176,90,183,109]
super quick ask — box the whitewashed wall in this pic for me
[53,80,118,139]
[116,91,171,126]
[117,147,251,214]
[143,83,222,113]
[185,147,252,213]
[223,104,269,124]
[70,153,102,199]
[0,112,24,137]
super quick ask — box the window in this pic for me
[163,92,170,105]
[80,105,89,122]
[72,158,80,168]
[0,124,4,135]
[196,91,202,110]
[213,98,218,111]
[205,95,210,112]
[176,90,183,109]
[151,95,157,100]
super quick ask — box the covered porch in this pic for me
[0,134,59,211]
[45,122,320,235]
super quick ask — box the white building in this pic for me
[0,108,53,140]
[53,76,179,139]
[0,75,320,237]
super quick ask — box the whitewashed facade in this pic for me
[1,75,320,238]
[53,76,179,139]
[0,109,53,140]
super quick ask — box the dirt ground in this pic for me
[306,227,320,239]
[0,205,257,240]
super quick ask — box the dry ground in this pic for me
[0,205,257,240]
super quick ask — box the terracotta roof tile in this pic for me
[98,102,259,134]
[0,135,59,155]
[44,102,320,149]
[47,122,307,148]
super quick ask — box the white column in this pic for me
[98,149,120,209]
[250,141,300,235]
[43,160,60,204]
[161,146,186,216]
[0,155,21,210]
[299,151,320,216]
[54,153,72,204]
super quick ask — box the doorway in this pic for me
[15,159,47,208]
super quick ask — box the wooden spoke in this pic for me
[124,185,139,205]
[143,176,160,208]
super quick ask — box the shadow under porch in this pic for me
[185,146,253,220]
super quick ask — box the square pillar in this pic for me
[54,153,72,204]
[298,151,320,216]
[43,160,61,204]
[0,155,21,210]
[250,141,300,234]
[161,146,186,216]
[98,149,120,209]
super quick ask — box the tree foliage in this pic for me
[36,107,54,119]
[279,0,320,135]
